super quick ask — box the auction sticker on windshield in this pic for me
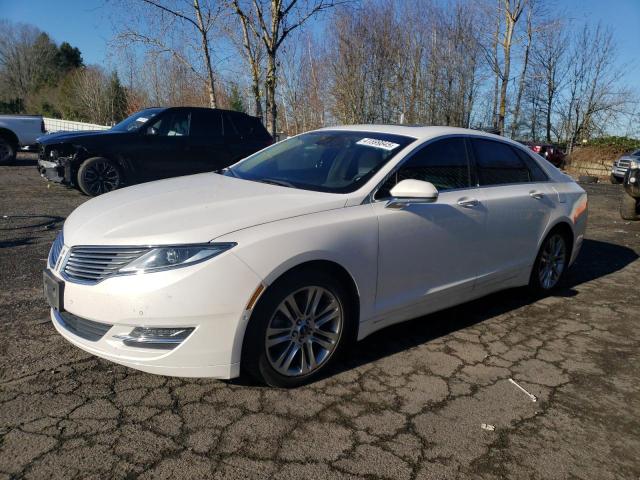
[356,138,400,151]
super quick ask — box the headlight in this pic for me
[118,243,236,274]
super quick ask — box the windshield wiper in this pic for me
[258,178,295,188]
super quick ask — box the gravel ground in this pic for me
[1,155,639,479]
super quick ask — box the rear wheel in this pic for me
[77,157,123,196]
[0,135,16,164]
[242,269,353,387]
[529,231,569,292]
[620,193,639,221]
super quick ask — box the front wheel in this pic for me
[242,269,353,387]
[620,193,639,221]
[77,157,123,196]
[529,231,569,292]
[0,135,16,164]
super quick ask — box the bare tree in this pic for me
[531,26,567,142]
[114,0,221,108]
[228,0,265,119]
[560,24,633,152]
[510,1,534,138]
[228,0,342,137]
[0,21,58,101]
[496,0,526,135]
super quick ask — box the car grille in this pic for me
[616,159,631,169]
[48,231,64,268]
[62,246,148,283]
[55,309,113,341]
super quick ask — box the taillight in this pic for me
[532,146,541,153]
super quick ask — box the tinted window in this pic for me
[472,139,531,185]
[377,138,471,198]
[229,131,414,193]
[513,147,549,182]
[227,113,271,140]
[190,110,223,137]
[148,111,190,136]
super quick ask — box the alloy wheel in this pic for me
[537,233,566,290]
[265,286,343,377]
[83,160,120,195]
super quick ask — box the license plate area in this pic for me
[43,269,64,311]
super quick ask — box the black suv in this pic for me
[37,107,272,196]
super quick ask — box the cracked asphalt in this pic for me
[1,156,639,479]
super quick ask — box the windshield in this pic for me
[111,108,165,132]
[228,130,415,193]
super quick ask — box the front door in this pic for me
[372,137,486,325]
[136,110,192,181]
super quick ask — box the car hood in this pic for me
[37,129,120,144]
[63,173,347,246]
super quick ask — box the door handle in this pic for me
[457,198,479,208]
[529,190,545,199]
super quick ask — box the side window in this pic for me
[190,110,223,138]
[148,112,190,137]
[513,147,549,182]
[226,113,249,137]
[376,138,470,198]
[471,139,531,185]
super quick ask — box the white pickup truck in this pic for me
[0,115,45,163]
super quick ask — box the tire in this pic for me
[529,230,569,293]
[77,157,123,196]
[620,193,640,221]
[0,135,17,164]
[610,175,623,185]
[242,268,355,388]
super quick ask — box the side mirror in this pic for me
[387,179,438,209]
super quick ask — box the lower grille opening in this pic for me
[54,310,113,341]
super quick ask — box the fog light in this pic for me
[113,327,194,349]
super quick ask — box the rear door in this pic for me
[187,109,234,171]
[469,138,553,289]
[224,112,272,161]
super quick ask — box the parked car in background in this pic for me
[37,107,272,196]
[44,126,588,387]
[524,142,566,169]
[620,157,640,220]
[0,114,46,163]
[611,149,640,184]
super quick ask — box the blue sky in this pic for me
[1,0,639,87]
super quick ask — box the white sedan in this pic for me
[44,126,588,387]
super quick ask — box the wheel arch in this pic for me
[0,128,19,147]
[236,258,362,368]
[539,218,576,264]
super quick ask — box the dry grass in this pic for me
[565,146,626,179]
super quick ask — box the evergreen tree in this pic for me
[229,83,246,113]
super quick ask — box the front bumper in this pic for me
[38,159,64,182]
[48,251,264,379]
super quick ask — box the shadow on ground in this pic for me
[234,238,638,385]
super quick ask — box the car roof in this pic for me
[318,124,520,144]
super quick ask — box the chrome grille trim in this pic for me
[48,231,64,268]
[53,309,113,341]
[62,246,149,284]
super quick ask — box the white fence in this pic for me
[43,117,110,133]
